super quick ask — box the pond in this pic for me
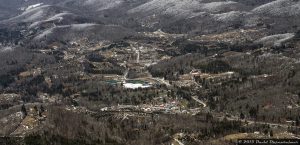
[105,80,119,85]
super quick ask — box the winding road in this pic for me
[191,96,207,108]
[189,96,300,130]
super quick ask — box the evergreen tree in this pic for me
[21,104,27,116]
[296,118,299,126]
[240,112,245,120]
[270,130,274,137]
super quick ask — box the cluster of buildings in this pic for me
[101,101,188,114]
[178,69,240,86]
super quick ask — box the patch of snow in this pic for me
[256,33,295,46]
[0,46,13,52]
[34,25,69,39]
[25,3,44,11]
[98,0,123,11]
[19,7,26,11]
[202,1,238,13]
[34,24,97,39]
[71,23,98,30]
[128,0,202,17]
[34,28,54,39]
[29,22,43,28]
[47,12,70,22]
[128,0,241,18]
[10,5,51,22]
[213,11,245,22]
[252,0,300,16]
[29,12,72,28]
[123,83,151,89]
[84,0,123,11]
[24,9,44,22]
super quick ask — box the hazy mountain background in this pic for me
[1,0,299,36]
[1,1,300,145]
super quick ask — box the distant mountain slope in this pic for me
[0,0,299,36]
[33,23,135,43]
[252,0,300,16]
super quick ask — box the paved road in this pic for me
[191,96,207,107]
[123,69,129,80]
[136,47,140,63]
[216,115,300,129]
[174,138,185,145]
